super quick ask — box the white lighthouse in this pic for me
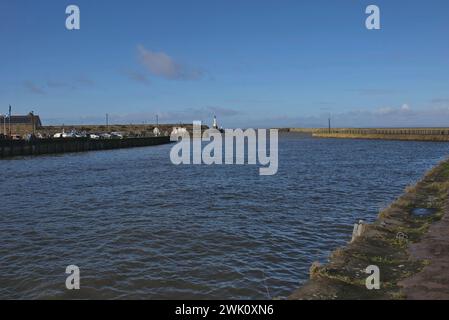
[212,115,218,129]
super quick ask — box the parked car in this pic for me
[100,133,112,139]
[111,132,124,139]
[53,131,72,138]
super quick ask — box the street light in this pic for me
[30,111,36,136]
[0,114,5,137]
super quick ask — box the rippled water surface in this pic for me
[1,133,448,299]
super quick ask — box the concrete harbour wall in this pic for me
[0,136,171,159]
[288,128,449,141]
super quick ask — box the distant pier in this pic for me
[0,136,171,159]
[289,128,449,142]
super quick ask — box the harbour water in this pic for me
[1,133,448,299]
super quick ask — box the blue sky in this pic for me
[1,0,448,127]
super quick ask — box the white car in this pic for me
[100,133,112,139]
[111,132,123,139]
[53,132,71,138]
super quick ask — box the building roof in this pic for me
[2,114,42,127]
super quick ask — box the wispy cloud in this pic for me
[46,80,69,88]
[75,75,95,86]
[23,76,94,94]
[205,106,241,117]
[24,81,45,94]
[373,103,411,115]
[247,103,449,128]
[330,104,449,127]
[122,69,150,85]
[311,104,449,128]
[147,106,242,123]
[353,88,399,96]
[137,45,203,80]
[431,98,449,105]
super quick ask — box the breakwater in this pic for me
[289,157,449,300]
[309,128,449,141]
[0,136,171,159]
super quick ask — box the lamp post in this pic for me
[30,111,35,136]
[0,114,4,137]
[8,105,11,138]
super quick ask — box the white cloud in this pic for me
[373,104,411,116]
[401,103,410,111]
[137,45,203,80]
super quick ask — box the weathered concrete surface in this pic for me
[398,209,449,299]
[289,159,449,300]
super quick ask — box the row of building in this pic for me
[0,113,223,140]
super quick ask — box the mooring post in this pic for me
[351,220,365,243]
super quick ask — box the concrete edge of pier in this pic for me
[289,157,449,300]
[0,136,172,159]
